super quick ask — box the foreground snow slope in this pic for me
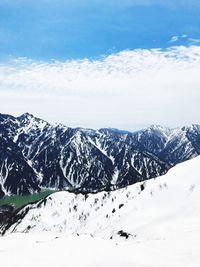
[1,156,200,266]
[5,156,200,240]
[1,232,200,267]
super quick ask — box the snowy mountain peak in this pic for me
[18,112,34,119]
[17,112,47,126]
[0,112,200,196]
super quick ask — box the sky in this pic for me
[0,0,200,130]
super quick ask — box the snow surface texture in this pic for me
[1,156,200,266]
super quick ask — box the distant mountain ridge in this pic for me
[0,112,199,197]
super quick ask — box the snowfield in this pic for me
[1,156,200,266]
[1,232,200,267]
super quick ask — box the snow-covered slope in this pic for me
[1,231,199,267]
[0,112,200,196]
[4,156,200,242]
[1,156,200,267]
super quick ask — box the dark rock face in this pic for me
[0,204,15,223]
[0,204,31,235]
[0,134,40,196]
[0,113,199,196]
[0,204,16,233]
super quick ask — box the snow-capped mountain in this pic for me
[0,112,200,196]
[2,155,200,241]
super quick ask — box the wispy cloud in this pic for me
[0,45,200,130]
[170,36,180,43]
[169,35,200,46]
[188,38,200,45]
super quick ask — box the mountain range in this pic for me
[0,112,200,197]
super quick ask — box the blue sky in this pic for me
[0,1,200,129]
[0,0,199,60]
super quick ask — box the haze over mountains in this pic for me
[0,112,200,197]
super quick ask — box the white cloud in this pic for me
[169,35,200,45]
[188,38,200,45]
[0,45,200,130]
[170,36,179,43]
